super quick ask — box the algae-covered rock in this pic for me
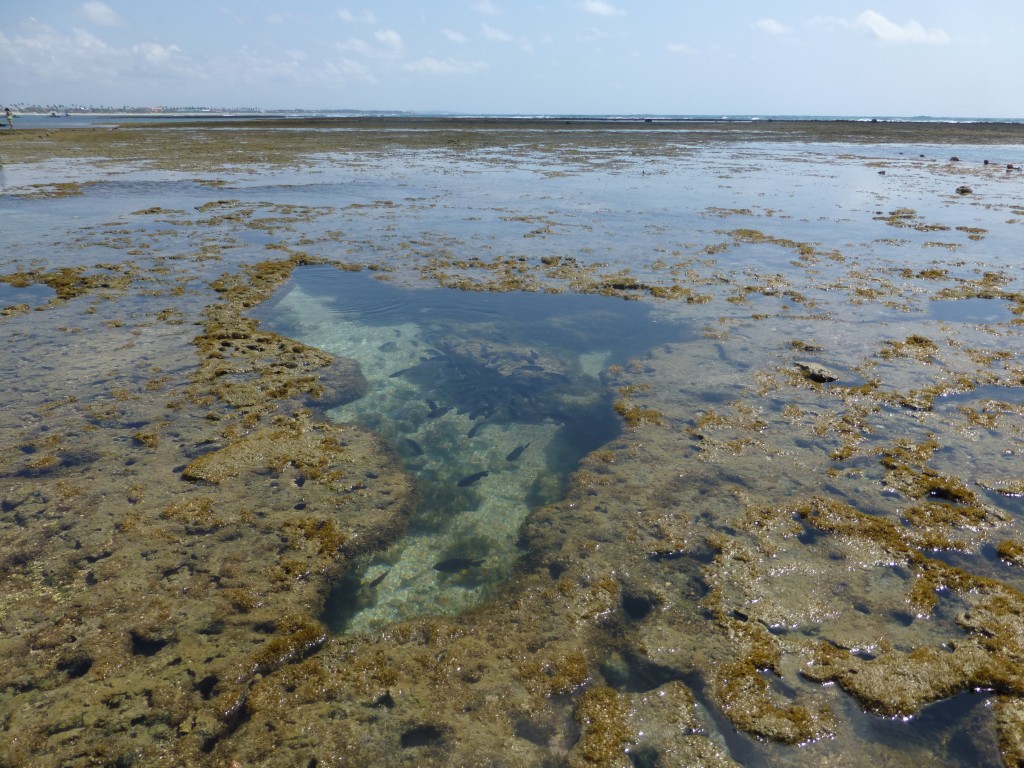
[801,642,984,717]
[794,360,838,383]
[310,355,368,409]
[996,539,1024,567]
[622,682,740,768]
[182,423,348,484]
[570,686,631,767]
[711,658,834,744]
[995,697,1024,767]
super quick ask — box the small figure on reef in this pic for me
[4,108,13,129]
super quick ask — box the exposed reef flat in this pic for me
[1,118,1023,766]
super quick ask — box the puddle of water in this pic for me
[937,384,1024,406]
[854,690,1000,767]
[253,267,689,632]
[0,281,55,306]
[930,297,1014,323]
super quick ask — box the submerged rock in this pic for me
[308,355,367,410]
[793,360,838,383]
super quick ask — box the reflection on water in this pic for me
[0,281,55,306]
[930,297,1013,323]
[254,267,689,631]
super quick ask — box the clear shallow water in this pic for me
[929,297,1014,323]
[254,267,690,631]
[0,281,54,305]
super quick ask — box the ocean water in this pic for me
[2,121,1023,766]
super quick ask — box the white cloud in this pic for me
[755,18,790,36]
[666,42,696,55]
[339,37,373,55]
[72,28,110,51]
[405,56,487,74]
[582,0,624,16]
[4,16,394,102]
[442,29,467,43]
[337,9,379,24]
[473,1,500,14]
[200,46,342,90]
[854,10,949,44]
[338,30,403,60]
[132,41,181,65]
[481,23,513,42]
[7,20,199,88]
[321,56,376,82]
[374,29,402,50]
[80,2,126,28]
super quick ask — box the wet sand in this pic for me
[1,118,1024,766]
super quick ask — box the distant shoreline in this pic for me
[5,114,1024,153]
[8,110,1024,125]
[8,114,1022,147]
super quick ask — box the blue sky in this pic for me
[1,1,1021,116]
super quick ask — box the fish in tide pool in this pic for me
[457,470,489,487]
[468,404,494,420]
[433,557,484,573]
[426,399,452,419]
[401,438,424,456]
[506,442,530,461]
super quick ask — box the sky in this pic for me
[1,1,1021,117]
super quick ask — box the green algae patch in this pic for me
[15,181,88,199]
[1,265,131,302]
[801,641,981,718]
[879,334,940,361]
[612,383,664,428]
[874,208,952,232]
[244,614,328,676]
[182,424,348,484]
[571,686,631,766]
[794,495,1024,715]
[159,495,224,533]
[189,256,368,420]
[0,246,420,765]
[712,659,833,744]
[192,319,366,411]
[980,479,1024,498]
[996,539,1024,567]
